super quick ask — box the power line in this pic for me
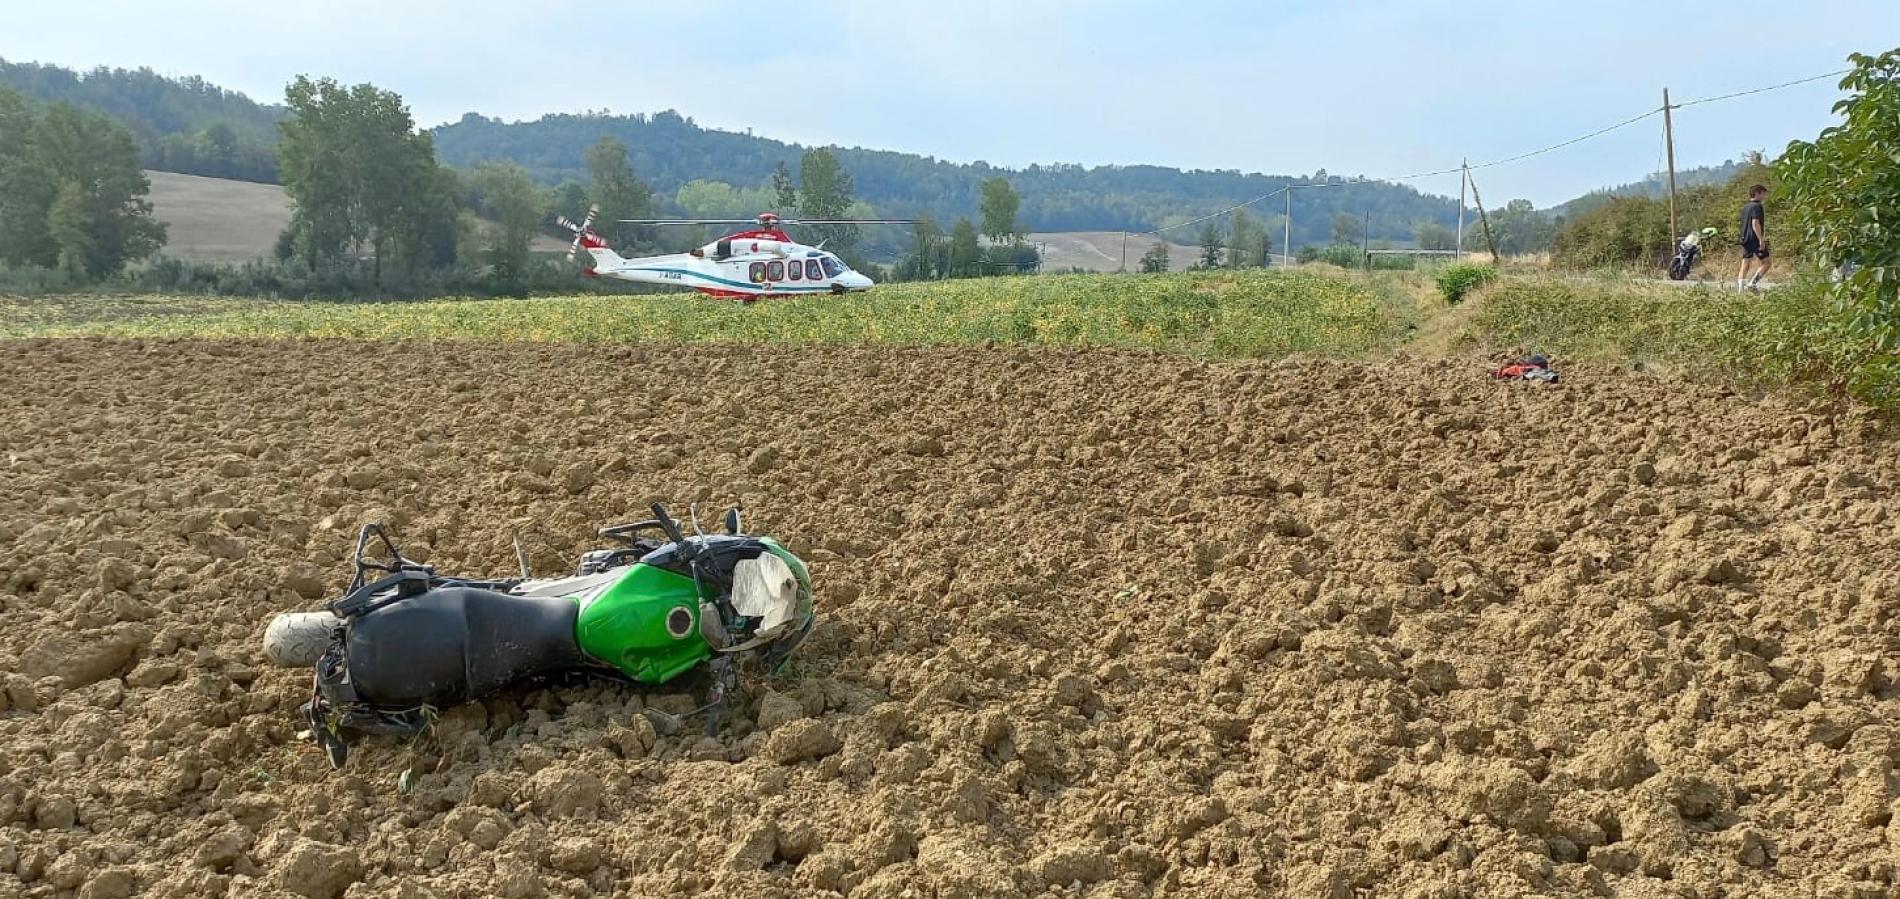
[1467,107,1664,171]
[1132,65,1850,239]
[1132,186,1287,237]
[1673,68,1851,109]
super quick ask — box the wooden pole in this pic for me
[1456,160,1467,261]
[1467,168,1500,263]
[1283,186,1292,267]
[1663,88,1679,246]
[1120,231,1129,272]
[1362,209,1371,272]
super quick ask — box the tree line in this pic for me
[890,177,1041,280]
[0,72,946,296]
[1,57,1476,244]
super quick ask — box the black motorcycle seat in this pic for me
[344,587,589,709]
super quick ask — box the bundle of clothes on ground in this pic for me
[1490,353,1559,383]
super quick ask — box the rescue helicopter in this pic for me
[554,207,911,301]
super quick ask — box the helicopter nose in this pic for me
[842,272,874,291]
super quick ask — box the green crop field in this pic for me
[5,267,1889,408]
[0,270,1406,358]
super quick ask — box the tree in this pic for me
[979,177,1021,243]
[553,181,588,218]
[586,135,654,248]
[797,148,857,256]
[204,122,238,177]
[470,162,544,296]
[675,180,774,220]
[949,218,981,277]
[902,215,945,280]
[1490,200,1556,255]
[1332,212,1362,246]
[1781,49,1900,367]
[1198,221,1224,268]
[0,94,165,277]
[278,76,443,281]
[1139,238,1170,273]
[1414,221,1456,251]
[47,180,94,278]
[770,160,799,212]
[1227,210,1264,268]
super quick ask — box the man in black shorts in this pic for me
[1738,185,1769,291]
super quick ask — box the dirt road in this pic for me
[1,340,1895,898]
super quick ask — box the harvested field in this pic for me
[1,339,1897,898]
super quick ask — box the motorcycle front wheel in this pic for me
[263,611,343,667]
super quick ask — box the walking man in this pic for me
[1738,185,1770,291]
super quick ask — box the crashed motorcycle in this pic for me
[262,503,815,767]
[1667,226,1718,281]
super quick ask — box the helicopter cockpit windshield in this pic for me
[814,255,846,278]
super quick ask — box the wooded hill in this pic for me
[1,57,1472,247]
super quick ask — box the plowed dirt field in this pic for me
[2,339,1897,898]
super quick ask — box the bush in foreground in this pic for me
[1436,263,1497,304]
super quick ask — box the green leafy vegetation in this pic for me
[1436,263,1497,304]
[1314,246,1361,268]
[1550,157,1778,270]
[1780,49,1900,380]
[0,87,167,278]
[1471,276,1884,399]
[0,270,1401,359]
[1139,239,1170,273]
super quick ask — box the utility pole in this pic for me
[1663,87,1679,244]
[1120,231,1129,272]
[1362,209,1371,272]
[1283,186,1292,267]
[1456,159,1467,261]
[1467,168,1500,262]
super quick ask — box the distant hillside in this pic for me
[0,58,284,182]
[1546,160,1750,220]
[5,57,1467,245]
[433,112,1462,247]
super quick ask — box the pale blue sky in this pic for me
[3,0,1894,205]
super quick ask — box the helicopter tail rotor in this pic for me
[557,205,604,262]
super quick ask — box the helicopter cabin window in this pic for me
[788,260,804,280]
[766,260,784,281]
[748,262,765,283]
[820,255,846,278]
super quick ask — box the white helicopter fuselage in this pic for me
[579,230,873,300]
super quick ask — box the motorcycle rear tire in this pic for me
[264,611,343,667]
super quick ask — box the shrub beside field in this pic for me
[0,270,1403,358]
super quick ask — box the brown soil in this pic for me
[2,340,1897,899]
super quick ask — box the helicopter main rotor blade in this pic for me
[615,219,760,226]
[782,219,918,225]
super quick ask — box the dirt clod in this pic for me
[764,718,842,764]
[274,839,361,899]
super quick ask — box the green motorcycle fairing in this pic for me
[573,562,709,683]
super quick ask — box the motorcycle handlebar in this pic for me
[650,503,689,546]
